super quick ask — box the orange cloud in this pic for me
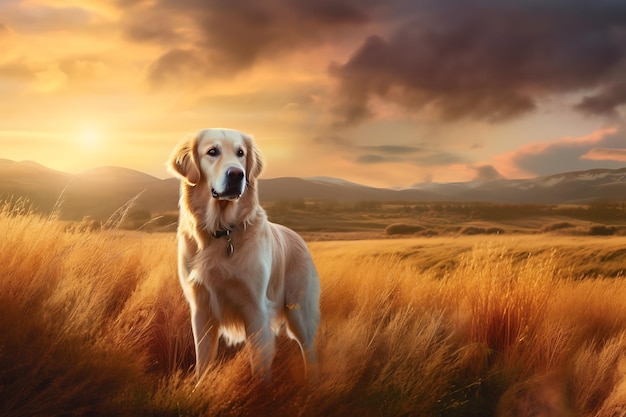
[581,148,626,162]
[493,127,624,178]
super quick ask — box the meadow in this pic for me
[2,202,626,416]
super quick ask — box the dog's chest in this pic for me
[191,247,239,286]
[190,240,270,294]
[190,246,273,334]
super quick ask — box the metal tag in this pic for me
[226,234,234,257]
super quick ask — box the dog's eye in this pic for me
[237,149,245,158]
[207,148,220,157]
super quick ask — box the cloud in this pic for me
[312,133,353,147]
[575,82,626,117]
[0,3,100,33]
[31,65,68,93]
[0,62,35,81]
[146,49,205,86]
[331,0,626,124]
[360,145,425,155]
[356,154,385,164]
[121,12,182,44]
[354,145,425,164]
[581,148,626,162]
[120,0,372,84]
[473,165,504,181]
[495,127,626,178]
[0,56,110,94]
[314,135,464,167]
[58,58,109,81]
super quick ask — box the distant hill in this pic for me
[0,160,179,220]
[0,159,625,220]
[291,168,626,204]
[259,177,442,202]
[0,159,71,213]
[411,168,626,204]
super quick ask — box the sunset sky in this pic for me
[1,0,626,188]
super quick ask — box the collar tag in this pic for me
[213,228,234,257]
[226,235,234,257]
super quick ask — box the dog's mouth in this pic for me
[211,187,242,201]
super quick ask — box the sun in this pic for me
[84,131,97,145]
[79,129,100,151]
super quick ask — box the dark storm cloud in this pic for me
[126,0,626,121]
[575,82,626,117]
[331,0,626,124]
[120,0,374,83]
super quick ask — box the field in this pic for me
[2,203,626,416]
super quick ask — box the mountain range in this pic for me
[1,158,625,220]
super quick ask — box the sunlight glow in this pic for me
[79,129,101,152]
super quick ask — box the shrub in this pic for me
[589,225,617,236]
[541,222,575,233]
[385,223,426,235]
[460,226,484,235]
[460,226,504,235]
[417,229,439,237]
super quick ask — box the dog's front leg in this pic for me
[244,308,275,382]
[189,283,218,381]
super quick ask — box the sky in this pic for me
[1,0,626,188]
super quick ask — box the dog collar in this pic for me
[211,228,234,257]
[212,229,230,239]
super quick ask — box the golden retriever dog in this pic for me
[167,128,320,381]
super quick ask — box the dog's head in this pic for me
[167,128,264,201]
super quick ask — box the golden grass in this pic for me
[3,204,626,416]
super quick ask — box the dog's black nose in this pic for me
[226,167,244,181]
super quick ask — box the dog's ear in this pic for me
[167,134,201,186]
[244,133,264,181]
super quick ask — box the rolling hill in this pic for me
[0,159,625,220]
[0,160,179,220]
[411,168,626,204]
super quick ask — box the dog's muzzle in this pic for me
[212,167,245,200]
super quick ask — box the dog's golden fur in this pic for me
[167,128,320,380]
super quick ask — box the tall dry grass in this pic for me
[2,205,626,416]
